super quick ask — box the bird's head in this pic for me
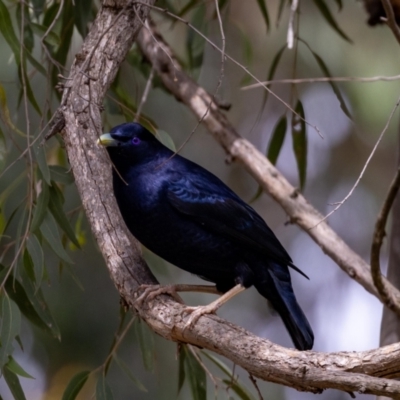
[98,123,167,170]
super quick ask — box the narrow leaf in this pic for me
[184,347,206,400]
[222,379,255,400]
[267,115,287,165]
[0,84,25,137]
[201,351,232,377]
[135,320,154,371]
[0,0,21,64]
[256,0,270,31]
[114,356,147,392]
[178,345,186,394]
[26,234,44,288]
[5,268,60,339]
[312,0,351,42]
[291,101,307,190]
[40,211,73,264]
[276,0,287,26]
[5,357,34,379]
[61,370,90,400]
[3,366,27,400]
[49,185,80,248]
[34,145,51,185]
[31,180,50,232]
[302,40,352,119]
[49,165,74,185]
[0,126,6,171]
[0,295,21,368]
[96,375,114,400]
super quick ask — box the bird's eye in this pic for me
[131,137,141,145]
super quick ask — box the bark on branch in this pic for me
[136,19,400,308]
[58,1,400,398]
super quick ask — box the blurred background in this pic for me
[0,0,399,399]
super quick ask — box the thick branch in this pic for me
[58,2,400,397]
[136,20,400,307]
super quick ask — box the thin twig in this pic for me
[371,167,400,316]
[132,1,322,137]
[312,94,400,228]
[248,374,263,400]
[241,74,400,90]
[134,66,154,122]
[380,0,400,45]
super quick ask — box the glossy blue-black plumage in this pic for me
[103,122,314,350]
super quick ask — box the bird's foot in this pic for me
[134,284,183,307]
[181,284,246,330]
[182,303,220,330]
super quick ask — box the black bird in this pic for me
[99,122,314,350]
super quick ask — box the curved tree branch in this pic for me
[58,1,400,397]
[136,19,400,307]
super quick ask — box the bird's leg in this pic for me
[134,284,221,307]
[183,284,246,329]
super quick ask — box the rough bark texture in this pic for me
[58,2,400,398]
[136,20,400,306]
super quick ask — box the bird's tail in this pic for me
[253,263,314,351]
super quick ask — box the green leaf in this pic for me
[114,356,147,392]
[31,180,50,232]
[40,211,73,264]
[222,379,255,400]
[135,320,154,371]
[184,347,206,400]
[9,269,60,339]
[156,130,176,151]
[96,375,114,400]
[267,115,287,165]
[256,0,270,31]
[301,39,352,120]
[34,145,51,185]
[49,185,80,248]
[61,370,90,400]
[202,351,231,377]
[0,0,21,64]
[74,1,93,38]
[5,357,34,379]
[0,294,21,368]
[186,4,207,71]
[30,23,60,47]
[291,101,307,190]
[178,345,186,394]
[19,67,42,116]
[0,126,6,171]
[31,0,46,18]
[312,0,351,42]
[0,84,26,137]
[49,165,74,185]
[3,366,27,400]
[26,234,44,289]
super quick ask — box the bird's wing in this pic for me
[166,174,308,278]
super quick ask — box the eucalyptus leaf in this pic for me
[31,180,50,232]
[135,320,154,371]
[291,101,307,190]
[3,366,27,400]
[114,356,147,392]
[96,375,114,400]
[26,234,44,288]
[5,357,34,379]
[40,211,73,264]
[61,370,90,400]
[0,294,21,369]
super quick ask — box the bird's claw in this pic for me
[134,284,183,307]
[182,304,218,330]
